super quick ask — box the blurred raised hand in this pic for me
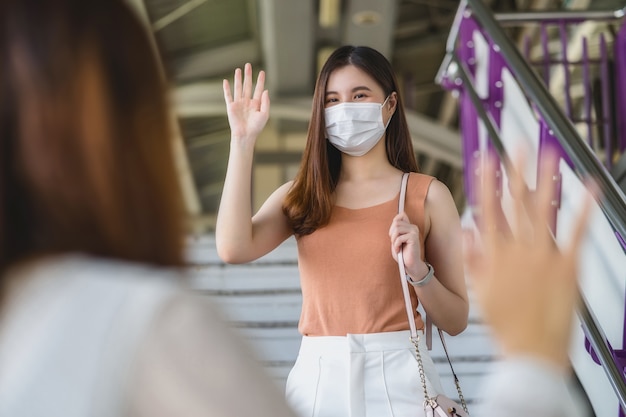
[464,151,592,370]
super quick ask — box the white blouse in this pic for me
[0,255,296,417]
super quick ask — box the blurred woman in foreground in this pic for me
[0,1,296,416]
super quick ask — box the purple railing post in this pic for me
[540,23,551,87]
[582,37,594,146]
[487,40,504,132]
[537,120,563,234]
[614,19,626,155]
[600,33,614,170]
[457,12,482,208]
[559,21,574,119]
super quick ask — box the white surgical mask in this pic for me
[324,96,390,156]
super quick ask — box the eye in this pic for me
[354,93,366,100]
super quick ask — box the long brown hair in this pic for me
[0,0,185,271]
[283,45,418,236]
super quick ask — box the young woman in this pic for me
[218,45,469,416]
[0,1,298,416]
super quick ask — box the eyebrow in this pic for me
[325,86,373,96]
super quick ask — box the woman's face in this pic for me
[324,64,395,125]
[324,65,386,108]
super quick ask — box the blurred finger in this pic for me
[535,150,560,246]
[462,229,488,294]
[477,153,500,245]
[462,229,479,269]
[565,184,594,260]
[507,151,531,241]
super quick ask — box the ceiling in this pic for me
[131,0,603,228]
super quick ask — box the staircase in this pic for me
[185,234,498,406]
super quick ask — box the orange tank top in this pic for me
[296,172,434,336]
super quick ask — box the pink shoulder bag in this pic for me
[396,172,470,417]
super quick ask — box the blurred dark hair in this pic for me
[0,0,185,271]
[283,45,418,235]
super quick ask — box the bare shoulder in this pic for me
[425,179,455,207]
[274,180,295,198]
[424,179,460,232]
[260,180,295,210]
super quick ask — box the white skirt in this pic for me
[285,330,444,417]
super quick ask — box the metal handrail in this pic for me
[453,54,626,411]
[437,4,626,84]
[451,57,509,166]
[495,7,626,24]
[437,0,626,412]
[464,0,626,251]
[579,295,626,412]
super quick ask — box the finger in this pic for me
[565,185,594,259]
[395,211,409,224]
[388,212,406,236]
[462,229,483,280]
[389,226,417,247]
[507,150,531,241]
[260,89,270,114]
[391,238,402,260]
[394,241,411,263]
[223,79,233,103]
[391,247,399,262]
[535,149,559,245]
[233,67,242,99]
[253,70,266,102]
[392,231,411,251]
[477,153,500,245]
[389,225,409,246]
[243,63,253,99]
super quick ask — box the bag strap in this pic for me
[397,173,418,339]
[396,173,468,413]
[398,173,433,350]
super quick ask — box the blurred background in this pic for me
[127,0,618,232]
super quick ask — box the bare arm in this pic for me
[215,63,292,263]
[390,180,469,335]
[420,180,469,334]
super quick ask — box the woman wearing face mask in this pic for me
[217,45,469,417]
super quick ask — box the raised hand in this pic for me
[223,63,270,143]
[464,151,592,369]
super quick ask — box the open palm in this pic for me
[223,63,270,142]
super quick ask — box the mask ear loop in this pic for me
[382,94,394,129]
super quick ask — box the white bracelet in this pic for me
[406,262,435,287]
